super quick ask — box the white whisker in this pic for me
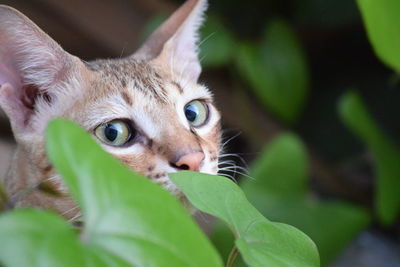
[218,160,236,165]
[68,212,82,223]
[198,32,215,48]
[220,132,242,151]
[218,173,237,183]
[41,174,60,183]
[219,167,254,180]
[218,153,249,169]
[61,205,79,216]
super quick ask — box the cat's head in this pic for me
[0,0,221,199]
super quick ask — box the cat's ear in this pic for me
[0,5,82,138]
[134,0,207,81]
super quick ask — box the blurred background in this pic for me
[0,0,399,266]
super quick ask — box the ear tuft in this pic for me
[133,0,208,81]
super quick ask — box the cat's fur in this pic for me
[0,0,221,219]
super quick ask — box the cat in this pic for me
[0,0,221,220]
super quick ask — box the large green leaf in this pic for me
[46,119,222,266]
[238,134,370,265]
[236,19,310,124]
[171,172,320,267]
[339,91,400,224]
[357,0,400,72]
[0,119,222,267]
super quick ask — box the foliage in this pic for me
[355,0,400,224]
[0,119,319,267]
[0,119,222,267]
[357,0,400,72]
[171,171,319,267]
[199,16,236,68]
[212,134,370,266]
[236,19,310,124]
[339,91,400,224]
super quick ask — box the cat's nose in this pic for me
[171,151,205,171]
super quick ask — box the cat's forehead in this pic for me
[85,58,167,101]
[76,58,214,131]
[85,58,212,102]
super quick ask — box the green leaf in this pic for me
[239,134,370,265]
[199,16,236,68]
[339,91,400,224]
[0,209,115,267]
[171,172,320,267]
[45,119,222,267]
[357,0,400,72]
[0,119,224,266]
[250,133,308,198]
[236,19,310,124]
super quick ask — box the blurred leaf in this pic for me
[0,119,223,267]
[339,91,400,224]
[357,0,400,72]
[236,19,310,124]
[199,16,236,68]
[231,134,370,265]
[171,171,320,267]
[250,133,308,197]
[0,210,116,267]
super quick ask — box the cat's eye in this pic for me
[184,100,209,127]
[95,120,133,146]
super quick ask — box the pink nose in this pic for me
[173,151,205,171]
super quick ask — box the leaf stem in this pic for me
[226,246,239,267]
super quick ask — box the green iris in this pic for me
[184,100,208,127]
[95,120,132,146]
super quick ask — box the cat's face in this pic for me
[0,0,221,214]
[67,58,221,194]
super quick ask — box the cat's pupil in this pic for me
[104,124,118,142]
[185,105,197,122]
[95,119,132,146]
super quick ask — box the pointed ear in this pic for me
[0,5,80,138]
[134,0,207,81]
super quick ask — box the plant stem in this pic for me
[226,246,239,267]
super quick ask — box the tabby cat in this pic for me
[0,0,221,219]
